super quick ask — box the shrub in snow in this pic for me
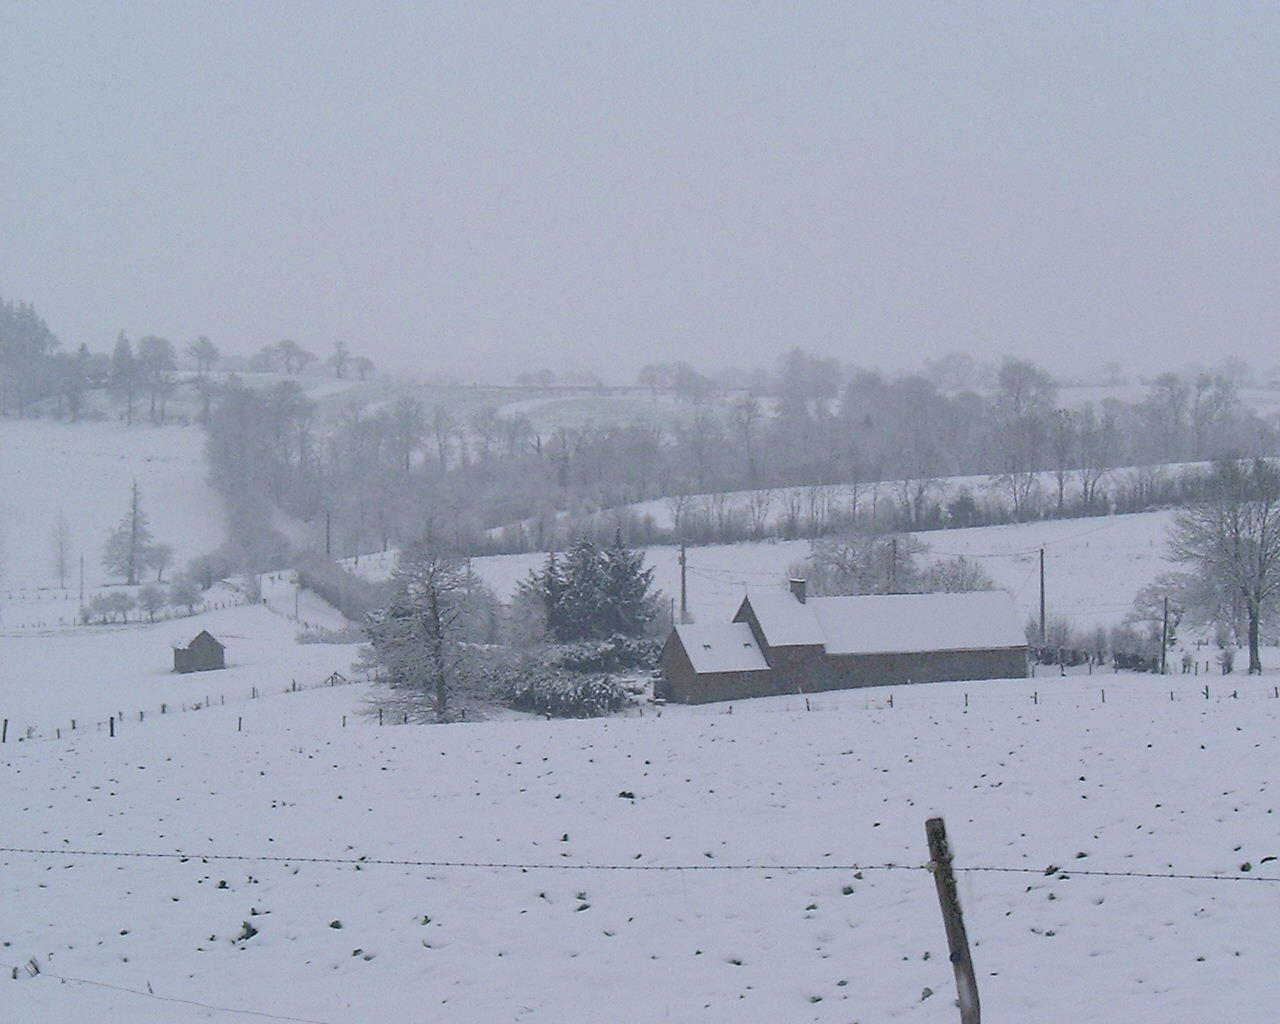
[295,552,389,622]
[297,624,365,644]
[552,634,661,673]
[498,665,629,718]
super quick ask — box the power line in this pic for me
[686,563,785,579]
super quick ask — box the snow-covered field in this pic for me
[361,509,1177,633]
[5,639,1280,1023]
[0,419,224,593]
[5,419,1274,1022]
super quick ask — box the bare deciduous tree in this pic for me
[1169,458,1280,674]
[362,544,480,721]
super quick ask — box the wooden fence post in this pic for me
[1,718,6,743]
[925,817,981,1024]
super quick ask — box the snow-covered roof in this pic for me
[809,590,1026,655]
[740,591,827,647]
[742,588,1026,655]
[674,622,771,675]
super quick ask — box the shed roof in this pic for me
[674,622,771,675]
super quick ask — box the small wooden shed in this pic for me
[173,630,226,674]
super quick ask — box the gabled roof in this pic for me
[739,591,826,647]
[741,587,1026,655]
[808,591,1026,655]
[674,622,770,675]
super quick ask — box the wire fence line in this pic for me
[0,669,364,746]
[5,671,1273,747]
[4,960,338,1024]
[2,845,1275,885]
[667,681,1280,718]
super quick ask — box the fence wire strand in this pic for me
[2,845,1276,884]
[3,963,338,1024]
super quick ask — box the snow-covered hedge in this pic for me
[552,635,662,673]
[500,667,630,718]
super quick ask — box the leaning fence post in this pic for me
[1,718,7,743]
[925,817,980,1024]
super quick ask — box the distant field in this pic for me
[349,508,1179,635]
[0,419,224,592]
[1057,382,1280,415]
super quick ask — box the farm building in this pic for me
[173,630,226,674]
[659,581,1027,704]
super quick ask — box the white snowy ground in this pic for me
[0,418,224,593]
[0,590,357,741]
[4,654,1280,1023]
[490,462,1205,545]
[359,510,1177,632]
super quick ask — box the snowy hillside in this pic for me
[0,416,1264,1023]
[357,510,1177,633]
[0,419,223,592]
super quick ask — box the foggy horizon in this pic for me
[2,3,1277,383]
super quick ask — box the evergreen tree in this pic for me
[521,534,658,642]
[102,480,155,585]
[110,332,139,425]
[601,531,658,636]
[557,537,609,641]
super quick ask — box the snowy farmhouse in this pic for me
[659,581,1028,704]
[172,630,226,674]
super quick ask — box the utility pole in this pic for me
[889,537,898,593]
[679,540,688,623]
[1161,596,1169,674]
[78,554,84,604]
[324,509,331,558]
[1039,547,1046,647]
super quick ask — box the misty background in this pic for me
[2,2,1277,383]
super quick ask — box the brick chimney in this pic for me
[789,578,807,604]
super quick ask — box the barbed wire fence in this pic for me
[3,821,1276,1024]
[1,843,1275,884]
[0,668,364,746]
[5,667,1280,746]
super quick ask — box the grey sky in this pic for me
[1,2,1276,382]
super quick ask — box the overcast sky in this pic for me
[1,2,1276,383]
